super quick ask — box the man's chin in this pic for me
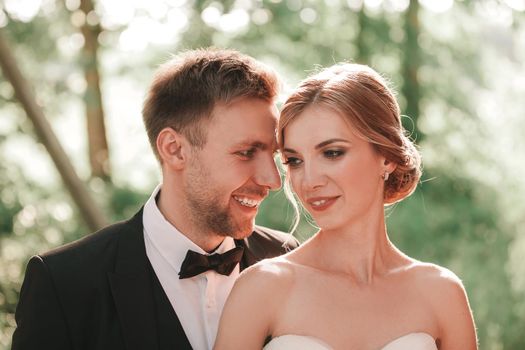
[227,221,255,240]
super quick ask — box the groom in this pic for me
[12,48,298,350]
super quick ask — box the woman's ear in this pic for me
[383,158,397,174]
[156,127,188,170]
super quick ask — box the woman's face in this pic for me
[282,105,388,230]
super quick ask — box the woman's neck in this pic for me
[304,207,408,285]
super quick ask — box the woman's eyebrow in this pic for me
[283,138,351,153]
[315,138,351,149]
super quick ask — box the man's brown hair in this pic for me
[142,48,280,160]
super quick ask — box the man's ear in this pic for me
[156,127,189,170]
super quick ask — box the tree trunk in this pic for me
[356,6,370,64]
[79,0,111,180]
[402,0,423,140]
[0,29,108,231]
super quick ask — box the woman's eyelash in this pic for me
[282,149,345,166]
[324,149,345,158]
[282,157,302,167]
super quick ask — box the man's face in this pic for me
[183,97,281,239]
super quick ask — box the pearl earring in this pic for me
[382,171,390,181]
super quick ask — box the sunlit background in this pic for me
[1,0,525,348]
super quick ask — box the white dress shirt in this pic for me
[143,185,240,350]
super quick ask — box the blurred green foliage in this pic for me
[1,0,525,349]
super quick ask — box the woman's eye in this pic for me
[324,150,344,159]
[283,157,302,168]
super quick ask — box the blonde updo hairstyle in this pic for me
[279,63,421,205]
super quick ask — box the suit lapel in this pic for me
[236,226,298,271]
[108,209,160,350]
[235,239,257,271]
[108,273,159,350]
[107,209,192,350]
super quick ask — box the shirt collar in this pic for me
[143,184,236,274]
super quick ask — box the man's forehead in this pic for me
[210,98,278,120]
[213,110,276,126]
[210,112,278,126]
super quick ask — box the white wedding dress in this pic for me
[263,332,437,350]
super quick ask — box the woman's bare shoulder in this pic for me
[235,256,298,291]
[404,261,472,318]
[405,261,466,291]
[403,263,477,347]
[215,258,298,348]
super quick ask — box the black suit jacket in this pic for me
[11,208,298,350]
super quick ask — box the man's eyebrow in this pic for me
[233,141,267,150]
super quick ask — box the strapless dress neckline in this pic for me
[263,332,437,350]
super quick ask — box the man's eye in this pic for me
[282,157,302,168]
[324,150,345,159]
[237,149,256,158]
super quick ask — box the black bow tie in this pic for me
[178,246,244,279]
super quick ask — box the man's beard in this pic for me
[186,188,253,239]
[184,158,254,239]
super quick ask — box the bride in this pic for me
[214,63,477,350]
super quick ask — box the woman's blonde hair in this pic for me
[279,63,421,208]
